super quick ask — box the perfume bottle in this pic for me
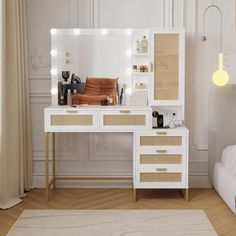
[67,89,72,106]
[141,36,148,53]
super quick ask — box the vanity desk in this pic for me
[44,105,188,201]
[44,28,189,201]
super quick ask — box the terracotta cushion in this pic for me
[84,77,118,96]
[72,94,107,105]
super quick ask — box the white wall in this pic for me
[27,0,236,188]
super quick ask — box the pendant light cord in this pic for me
[202,0,223,52]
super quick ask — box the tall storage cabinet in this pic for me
[150,29,185,106]
[133,29,188,201]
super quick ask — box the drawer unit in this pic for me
[134,128,189,189]
[44,109,98,132]
[101,109,150,131]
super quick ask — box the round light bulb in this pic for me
[51,88,58,95]
[50,68,57,75]
[126,28,133,35]
[50,28,57,35]
[126,88,132,95]
[212,53,229,86]
[126,49,132,56]
[212,70,229,86]
[126,68,133,76]
[50,50,57,57]
[73,28,80,35]
[101,28,108,35]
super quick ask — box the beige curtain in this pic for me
[0,0,32,209]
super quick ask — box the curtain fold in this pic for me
[0,0,32,209]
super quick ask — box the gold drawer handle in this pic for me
[156,168,167,172]
[119,110,130,114]
[66,110,78,113]
[156,150,167,153]
[156,132,167,135]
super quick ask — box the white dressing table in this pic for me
[44,28,189,201]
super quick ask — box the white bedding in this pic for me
[221,145,236,176]
[214,162,236,214]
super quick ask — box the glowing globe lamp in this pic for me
[212,53,229,86]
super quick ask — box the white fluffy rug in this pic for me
[7,210,217,236]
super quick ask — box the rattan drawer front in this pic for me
[140,136,182,146]
[103,115,146,126]
[140,154,182,164]
[140,172,182,182]
[51,115,93,126]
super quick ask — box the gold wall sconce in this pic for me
[202,0,229,86]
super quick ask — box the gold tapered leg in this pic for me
[184,188,189,201]
[52,132,56,188]
[133,188,137,201]
[45,132,49,201]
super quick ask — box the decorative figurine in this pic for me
[62,71,70,83]
[71,73,81,84]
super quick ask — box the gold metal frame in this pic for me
[45,132,188,202]
[44,132,133,201]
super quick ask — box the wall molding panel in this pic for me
[69,0,78,27]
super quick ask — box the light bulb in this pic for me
[126,49,132,56]
[50,28,57,35]
[126,68,132,76]
[101,28,108,35]
[73,28,80,35]
[212,53,229,86]
[50,68,57,75]
[50,50,57,56]
[126,88,132,95]
[51,88,58,95]
[126,28,133,35]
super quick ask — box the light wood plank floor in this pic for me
[0,188,235,236]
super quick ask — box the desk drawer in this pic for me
[137,130,186,147]
[51,115,93,126]
[136,148,186,167]
[140,154,182,164]
[140,172,182,182]
[44,109,98,132]
[135,167,187,188]
[140,135,182,146]
[101,110,150,130]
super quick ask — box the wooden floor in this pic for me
[0,188,235,236]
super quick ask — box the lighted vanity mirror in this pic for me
[50,28,138,105]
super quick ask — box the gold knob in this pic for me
[119,110,130,113]
[156,168,167,172]
[156,132,167,135]
[156,150,167,153]
[66,110,78,113]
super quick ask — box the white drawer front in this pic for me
[139,153,183,165]
[44,109,98,132]
[101,110,150,130]
[134,169,187,189]
[136,149,187,168]
[136,130,187,147]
